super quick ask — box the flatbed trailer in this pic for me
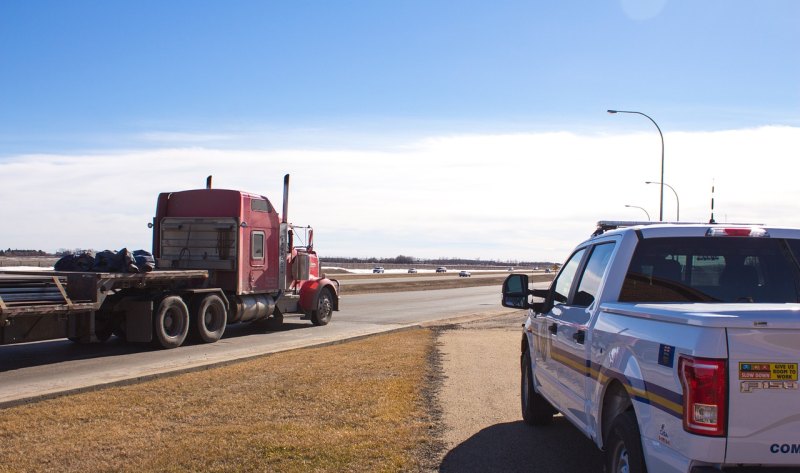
[0,269,210,346]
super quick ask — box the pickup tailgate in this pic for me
[726,325,800,464]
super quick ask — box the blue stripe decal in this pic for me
[551,346,683,419]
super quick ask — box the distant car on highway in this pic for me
[507,267,514,271]
[544,268,551,273]
[459,270,471,277]
[372,266,385,273]
[408,268,418,274]
[436,267,447,273]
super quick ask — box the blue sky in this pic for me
[1,1,799,261]
[2,0,797,151]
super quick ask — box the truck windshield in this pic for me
[619,237,800,303]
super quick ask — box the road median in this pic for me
[339,272,553,294]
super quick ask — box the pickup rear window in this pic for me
[619,237,800,303]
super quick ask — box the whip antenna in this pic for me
[709,180,716,224]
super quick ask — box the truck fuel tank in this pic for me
[230,294,276,323]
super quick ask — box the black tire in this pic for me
[94,314,114,342]
[153,295,189,349]
[67,314,113,344]
[605,410,647,473]
[521,349,555,425]
[263,311,284,330]
[113,323,127,342]
[191,294,227,343]
[310,289,333,326]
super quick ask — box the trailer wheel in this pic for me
[95,314,114,342]
[95,323,113,342]
[191,294,227,343]
[113,324,127,342]
[310,289,333,326]
[605,410,647,473]
[153,296,189,349]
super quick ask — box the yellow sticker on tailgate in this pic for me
[739,362,798,381]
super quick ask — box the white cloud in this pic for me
[1,126,798,263]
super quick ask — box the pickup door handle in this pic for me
[572,330,586,344]
[548,323,558,335]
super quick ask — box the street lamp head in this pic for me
[607,108,665,220]
[645,181,655,184]
[624,204,651,221]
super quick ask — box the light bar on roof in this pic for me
[705,227,770,238]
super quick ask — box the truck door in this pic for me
[247,229,267,292]
[535,247,587,413]
[553,242,616,433]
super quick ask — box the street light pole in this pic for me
[625,204,651,221]
[646,181,679,221]
[608,109,665,221]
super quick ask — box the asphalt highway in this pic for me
[337,271,521,286]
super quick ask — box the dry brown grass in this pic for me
[0,329,437,473]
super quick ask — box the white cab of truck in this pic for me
[502,221,800,473]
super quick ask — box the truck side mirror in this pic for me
[502,274,531,309]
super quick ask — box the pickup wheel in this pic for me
[310,289,333,326]
[153,296,189,349]
[605,410,647,473]
[191,294,227,343]
[521,349,554,425]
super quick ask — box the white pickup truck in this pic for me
[502,221,800,473]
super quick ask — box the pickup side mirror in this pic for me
[502,274,549,312]
[502,274,531,309]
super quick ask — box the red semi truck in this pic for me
[0,174,340,349]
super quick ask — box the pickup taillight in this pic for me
[678,356,727,437]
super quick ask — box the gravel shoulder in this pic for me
[434,312,603,473]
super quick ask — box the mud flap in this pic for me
[120,299,153,342]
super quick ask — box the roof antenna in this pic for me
[709,180,716,224]
[206,175,213,189]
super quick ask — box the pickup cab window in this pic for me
[619,237,800,303]
[573,242,615,307]
[553,248,586,305]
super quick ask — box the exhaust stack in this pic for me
[282,174,290,224]
[278,174,290,292]
[206,175,213,189]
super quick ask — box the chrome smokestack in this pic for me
[282,174,290,224]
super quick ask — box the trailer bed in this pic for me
[0,270,208,321]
